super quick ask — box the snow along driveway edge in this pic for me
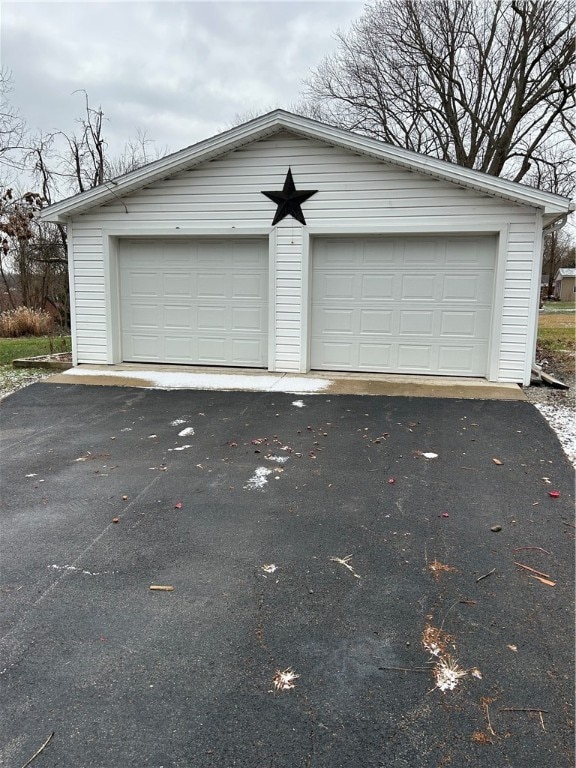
[59,368,332,394]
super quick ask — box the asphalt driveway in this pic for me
[1,383,574,768]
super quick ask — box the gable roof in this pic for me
[555,268,576,280]
[39,109,573,225]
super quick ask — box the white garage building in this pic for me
[40,111,572,386]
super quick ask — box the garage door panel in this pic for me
[399,310,434,335]
[362,274,394,299]
[398,344,433,370]
[319,309,354,334]
[362,240,396,264]
[358,343,392,368]
[131,334,162,358]
[163,273,194,297]
[197,273,227,298]
[197,336,227,362]
[165,337,194,360]
[232,338,266,364]
[440,310,476,336]
[312,339,354,367]
[440,309,491,337]
[197,305,227,330]
[120,238,267,367]
[444,237,494,266]
[232,273,266,299]
[438,345,479,372]
[401,274,437,301]
[127,304,161,328]
[321,274,356,300]
[164,306,193,329]
[401,240,441,264]
[442,273,492,302]
[232,306,266,331]
[129,273,158,296]
[311,235,495,376]
[360,310,393,334]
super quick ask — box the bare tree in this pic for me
[105,128,167,179]
[1,91,167,325]
[304,0,574,182]
[0,68,25,160]
[523,142,575,294]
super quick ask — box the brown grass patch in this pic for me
[0,306,54,337]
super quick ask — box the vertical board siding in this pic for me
[70,132,539,380]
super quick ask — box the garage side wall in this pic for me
[68,131,539,382]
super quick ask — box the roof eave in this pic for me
[38,109,573,222]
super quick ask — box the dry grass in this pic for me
[427,559,457,581]
[421,624,454,657]
[0,306,54,337]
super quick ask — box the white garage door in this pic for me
[119,238,268,366]
[311,235,496,376]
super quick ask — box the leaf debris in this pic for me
[272,667,300,692]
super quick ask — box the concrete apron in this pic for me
[46,364,526,400]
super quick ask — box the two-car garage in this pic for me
[119,233,496,377]
[39,112,572,385]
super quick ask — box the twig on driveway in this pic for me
[20,732,54,768]
[511,547,551,555]
[482,698,496,736]
[513,562,551,579]
[378,665,429,673]
[476,568,496,583]
[329,555,361,579]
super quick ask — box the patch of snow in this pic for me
[64,368,331,393]
[120,427,132,432]
[50,564,114,576]
[535,402,576,467]
[421,452,438,459]
[265,455,290,464]
[25,473,37,477]
[171,418,187,425]
[168,444,193,452]
[178,427,195,437]
[244,466,273,490]
[292,400,305,408]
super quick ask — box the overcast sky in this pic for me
[2,0,365,159]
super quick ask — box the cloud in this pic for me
[2,0,364,157]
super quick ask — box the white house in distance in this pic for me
[40,111,573,386]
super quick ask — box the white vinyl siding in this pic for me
[69,131,540,382]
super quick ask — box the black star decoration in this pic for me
[261,168,318,226]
